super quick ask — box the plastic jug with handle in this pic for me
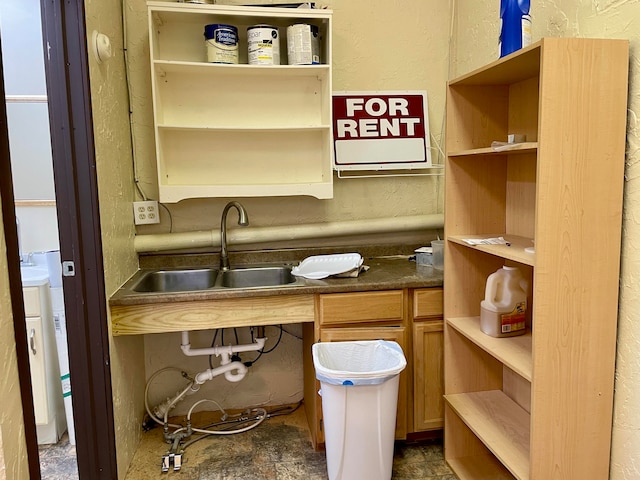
[480,266,528,337]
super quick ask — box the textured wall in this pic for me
[83,0,145,477]
[0,207,29,479]
[451,1,640,478]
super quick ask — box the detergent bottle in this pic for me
[480,266,528,337]
[500,0,532,58]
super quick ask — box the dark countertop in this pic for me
[109,255,444,307]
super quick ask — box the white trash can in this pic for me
[312,340,407,480]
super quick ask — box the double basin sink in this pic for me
[130,265,299,293]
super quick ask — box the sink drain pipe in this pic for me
[180,331,267,383]
[134,214,444,253]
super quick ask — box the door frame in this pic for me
[4,0,118,478]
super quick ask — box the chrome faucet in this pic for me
[219,201,249,271]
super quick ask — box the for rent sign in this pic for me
[332,91,431,171]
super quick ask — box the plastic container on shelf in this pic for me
[312,340,407,480]
[499,0,532,58]
[480,265,528,337]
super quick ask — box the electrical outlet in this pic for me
[133,201,160,225]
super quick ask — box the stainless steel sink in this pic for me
[131,268,219,293]
[127,265,299,294]
[219,266,296,289]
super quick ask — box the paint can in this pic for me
[204,24,239,64]
[247,25,280,65]
[286,24,320,65]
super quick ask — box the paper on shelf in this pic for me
[463,236,509,246]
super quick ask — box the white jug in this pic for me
[480,266,528,337]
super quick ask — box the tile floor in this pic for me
[38,433,78,479]
[124,405,455,480]
[36,405,454,479]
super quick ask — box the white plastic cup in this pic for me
[431,240,444,270]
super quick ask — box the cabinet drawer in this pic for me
[23,287,41,317]
[318,290,405,326]
[413,288,443,319]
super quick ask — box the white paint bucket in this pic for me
[204,24,238,64]
[247,25,280,65]
[287,24,320,65]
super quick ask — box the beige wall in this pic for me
[84,0,145,477]
[451,1,640,478]
[0,206,29,479]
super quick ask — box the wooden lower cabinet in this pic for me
[411,288,444,432]
[304,287,444,449]
[412,320,444,431]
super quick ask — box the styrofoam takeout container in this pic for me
[292,253,363,280]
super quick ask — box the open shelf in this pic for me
[448,235,535,266]
[449,42,541,86]
[147,1,333,201]
[445,391,530,480]
[154,60,330,76]
[448,142,537,157]
[447,455,516,480]
[446,317,532,381]
[157,125,331,133]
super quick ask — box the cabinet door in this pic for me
[320,326,408,440]
[413,320,444,431]
[26,316,49,425]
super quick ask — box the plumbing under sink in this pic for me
[219,266,296,289]
[132,268,219,293]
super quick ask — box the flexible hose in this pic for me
[144,367,192,429]
[186,399,267,436]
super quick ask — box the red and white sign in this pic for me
[332,91,431,171]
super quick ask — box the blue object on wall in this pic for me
[500,0,530,57]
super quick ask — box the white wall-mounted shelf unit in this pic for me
[444,38,628,479]
[147,2,333,202]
